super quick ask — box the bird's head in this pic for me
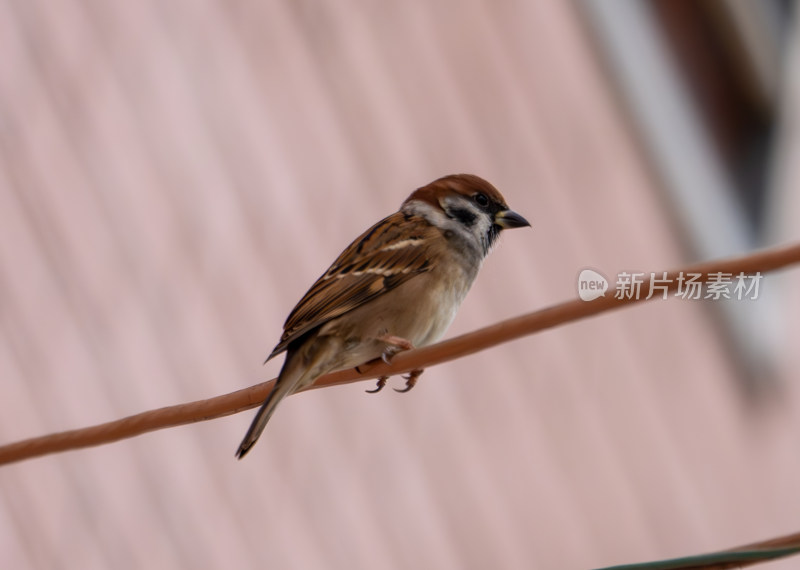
[403,174,530,256]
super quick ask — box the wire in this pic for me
[1,242,799,466]
[595,530,800,569]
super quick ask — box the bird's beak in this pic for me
[494,209,531,229]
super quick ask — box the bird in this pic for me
[236,174,530,458]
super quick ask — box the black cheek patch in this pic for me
[448,208,477,226]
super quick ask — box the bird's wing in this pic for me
[266,211,442,360]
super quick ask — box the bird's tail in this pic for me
[235,373,297,459]
[235,336,340,459]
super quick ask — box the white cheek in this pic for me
[402,200,450,226]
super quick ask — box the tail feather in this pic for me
[236,336,341,459]
[235,377,296,459]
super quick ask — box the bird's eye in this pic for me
[474,193,489,207]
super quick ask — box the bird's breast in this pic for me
[316,256,478,371]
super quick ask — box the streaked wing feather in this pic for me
[267,211,438,359]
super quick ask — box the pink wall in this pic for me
[1,1,798,568]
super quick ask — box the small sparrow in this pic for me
[236,174,529,458]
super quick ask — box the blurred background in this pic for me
[2,0,800,568]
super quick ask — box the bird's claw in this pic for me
[368,335,419,393]
[394,369,424,393]
[366,376,389,394]
[377,334,415,365]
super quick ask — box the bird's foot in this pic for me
[394,368,424,393]
[376,334,415,365]
[365,376,389,393]
[363,335,417,393]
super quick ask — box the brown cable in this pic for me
[1,242,798,466]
